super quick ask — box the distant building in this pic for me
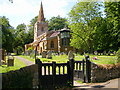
[25,2,74,54]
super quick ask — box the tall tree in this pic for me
[48,15,67,30]
[68,2,103,53]
[104,2,120,51]
[13,23,27,53]
[0,16,14,52]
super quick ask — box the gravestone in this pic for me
[68,50,75,60]
[94,51,98,55]
[7,56,14,66]
[41,51,47,58]
[0,49,6,65]
[47,51,52,59]
[108,51,111,56]
[103,51,106,55]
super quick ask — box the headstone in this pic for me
[68,50,75,60]
[113,51,116,55]
[47,51,52,59]
[94,51,98,55]
[108,51,111,56]
[103,51,106,55]
[41,51,47,58]
[7,56,14,66]
[0,49,6,65]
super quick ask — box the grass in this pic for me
[18,54,117,65]
[90,55,117,64]
[0,56,26,73]
[76,80,84,84]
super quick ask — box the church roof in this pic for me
[38,2,45,22]
[50,31,60,37]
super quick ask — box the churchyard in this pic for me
[0,52,117,73]
[1,51,120,89]
[20,53,117,64]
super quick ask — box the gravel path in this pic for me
[15,56,34,66]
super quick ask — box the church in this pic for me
[25,2,74,54]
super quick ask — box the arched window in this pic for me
[50,41,54,48]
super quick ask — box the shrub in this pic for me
[116,48,120,63]
[16,46,23,55]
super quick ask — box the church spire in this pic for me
[38,1,45,22]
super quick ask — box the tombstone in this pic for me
[41,51,47,58]
[47,51,52,59]
[103,51,107,55]
[7,56,14,66]
[0,49,6,65]
[68,50,75,60]
[108,51,111,56]
[94,51,98,55]
[113,51,116,55]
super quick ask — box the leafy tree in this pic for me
[13,23,27,53]
[0,16,15,52]
[68,2,103,53]
[104,2,120,51]
[48,15,67,30]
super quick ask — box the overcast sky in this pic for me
[0,0,78,28]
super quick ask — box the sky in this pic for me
[0,0,78,28]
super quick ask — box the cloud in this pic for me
[0,0,77,28]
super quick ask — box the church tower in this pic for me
[34,2,48,41]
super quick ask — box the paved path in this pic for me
[15,56,34,66]
[73,78,120,89]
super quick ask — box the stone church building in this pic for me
[25,2,74,54]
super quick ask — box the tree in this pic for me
[68,2,103,53]
[0,16,15,52]
[104,2,120,51]
[13,23,27,53]
[48,15,67,30]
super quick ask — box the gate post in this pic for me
[85,55,91,83]
[52,61,56,88]
[69,59,74,86]
[82,59,86,83]
[36,59,42,89]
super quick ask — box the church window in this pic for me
[62,38,70,46]
[50,41,54,48]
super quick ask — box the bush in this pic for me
[116,48,120,63]
[15,46,23,55]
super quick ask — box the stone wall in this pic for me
[2,64,38,88]
[91,62,120,82]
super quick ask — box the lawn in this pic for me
[0,56,26,73]
[19,54,117,65]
